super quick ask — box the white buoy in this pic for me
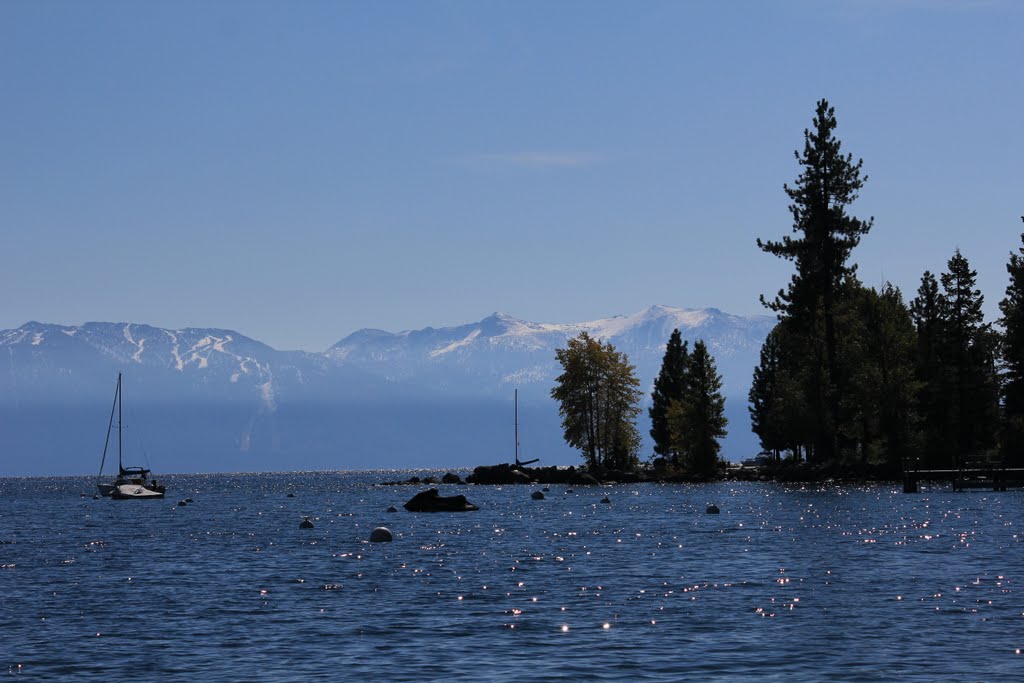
[369,526,393,543]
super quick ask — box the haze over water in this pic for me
[2,473,1021,681]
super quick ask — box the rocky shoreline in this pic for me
[381,460,901,487]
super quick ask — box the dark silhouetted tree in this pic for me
[840,283,920,472]
[940,250,1000,464]
[757,99,873,463]
[910,270,948,468]
[669,340,727,477]
[649,329,689,462]
[1000,234,1024,467]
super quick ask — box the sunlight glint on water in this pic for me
[0,474,1022,681]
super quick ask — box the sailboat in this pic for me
[96,373,166,499]
[513,389,539,467]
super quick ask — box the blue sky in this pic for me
[2,0,1021,351]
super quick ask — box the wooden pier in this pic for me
[903,460,1024,493]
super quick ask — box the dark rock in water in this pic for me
[542,487,550,492]
[422,476,440,485]
[369,527,393,542]
[706,504,720,514]
[386,505,398,513]
[408,476,421,484]
[600,497,611,504]
[467,464,532,485]
[177,500,187,507]
[403,488,479,512]
[185,498,194,503]
[564,489,573,494]
[287,493,295,498]
[531,491,545,500]
[299,516,315,529]
[93,494,100,500]
[441,472,463,484]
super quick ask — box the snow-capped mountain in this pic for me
[0,306,775,475]
[327,306,773,395]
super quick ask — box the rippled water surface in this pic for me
[1,473,1022,681]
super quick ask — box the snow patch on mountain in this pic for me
[431,329,482,357]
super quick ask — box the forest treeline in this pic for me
[550,99,1023,478]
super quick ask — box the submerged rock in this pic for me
[403,488,479,512]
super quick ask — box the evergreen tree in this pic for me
[940,250,1000,464]
[841,283,920,472]
[757,99,873,462]
[999,233,1024,467]
[649,329,689,462]
[749,326,787,461]
[669,340,728,477]
[551,332,643,471]
[910,271,949,468]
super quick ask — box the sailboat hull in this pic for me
[110,483,165,500]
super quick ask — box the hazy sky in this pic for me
[3,1,1021,351]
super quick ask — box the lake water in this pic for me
[1,473,1022,681]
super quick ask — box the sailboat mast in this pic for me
[117,372,123,473]
[97,373,120,482]
[514,389,519,466]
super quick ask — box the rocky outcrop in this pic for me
[403,488,479,512]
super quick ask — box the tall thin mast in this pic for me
[514,389,519,465]
[97,373,119,482]
[117,372,123,473]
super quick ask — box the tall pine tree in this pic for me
[910,271,949,468]
[999,234,1024,466]
[649,329,689,462]
[757,99,873,463]
[940,250,1000,464]
[840,283,920,472]
[669,340,728,477]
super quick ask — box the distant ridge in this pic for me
[0,306,776,476]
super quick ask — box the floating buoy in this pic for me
[601,497,611,504]
[299,516,315,529]
[706,504,720,514]
[369,527,393,543]
[386,506,398,513]
[531,491,545,500]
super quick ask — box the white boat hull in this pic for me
[111,484,165,500]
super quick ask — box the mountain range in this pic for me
[0,305,776,476]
